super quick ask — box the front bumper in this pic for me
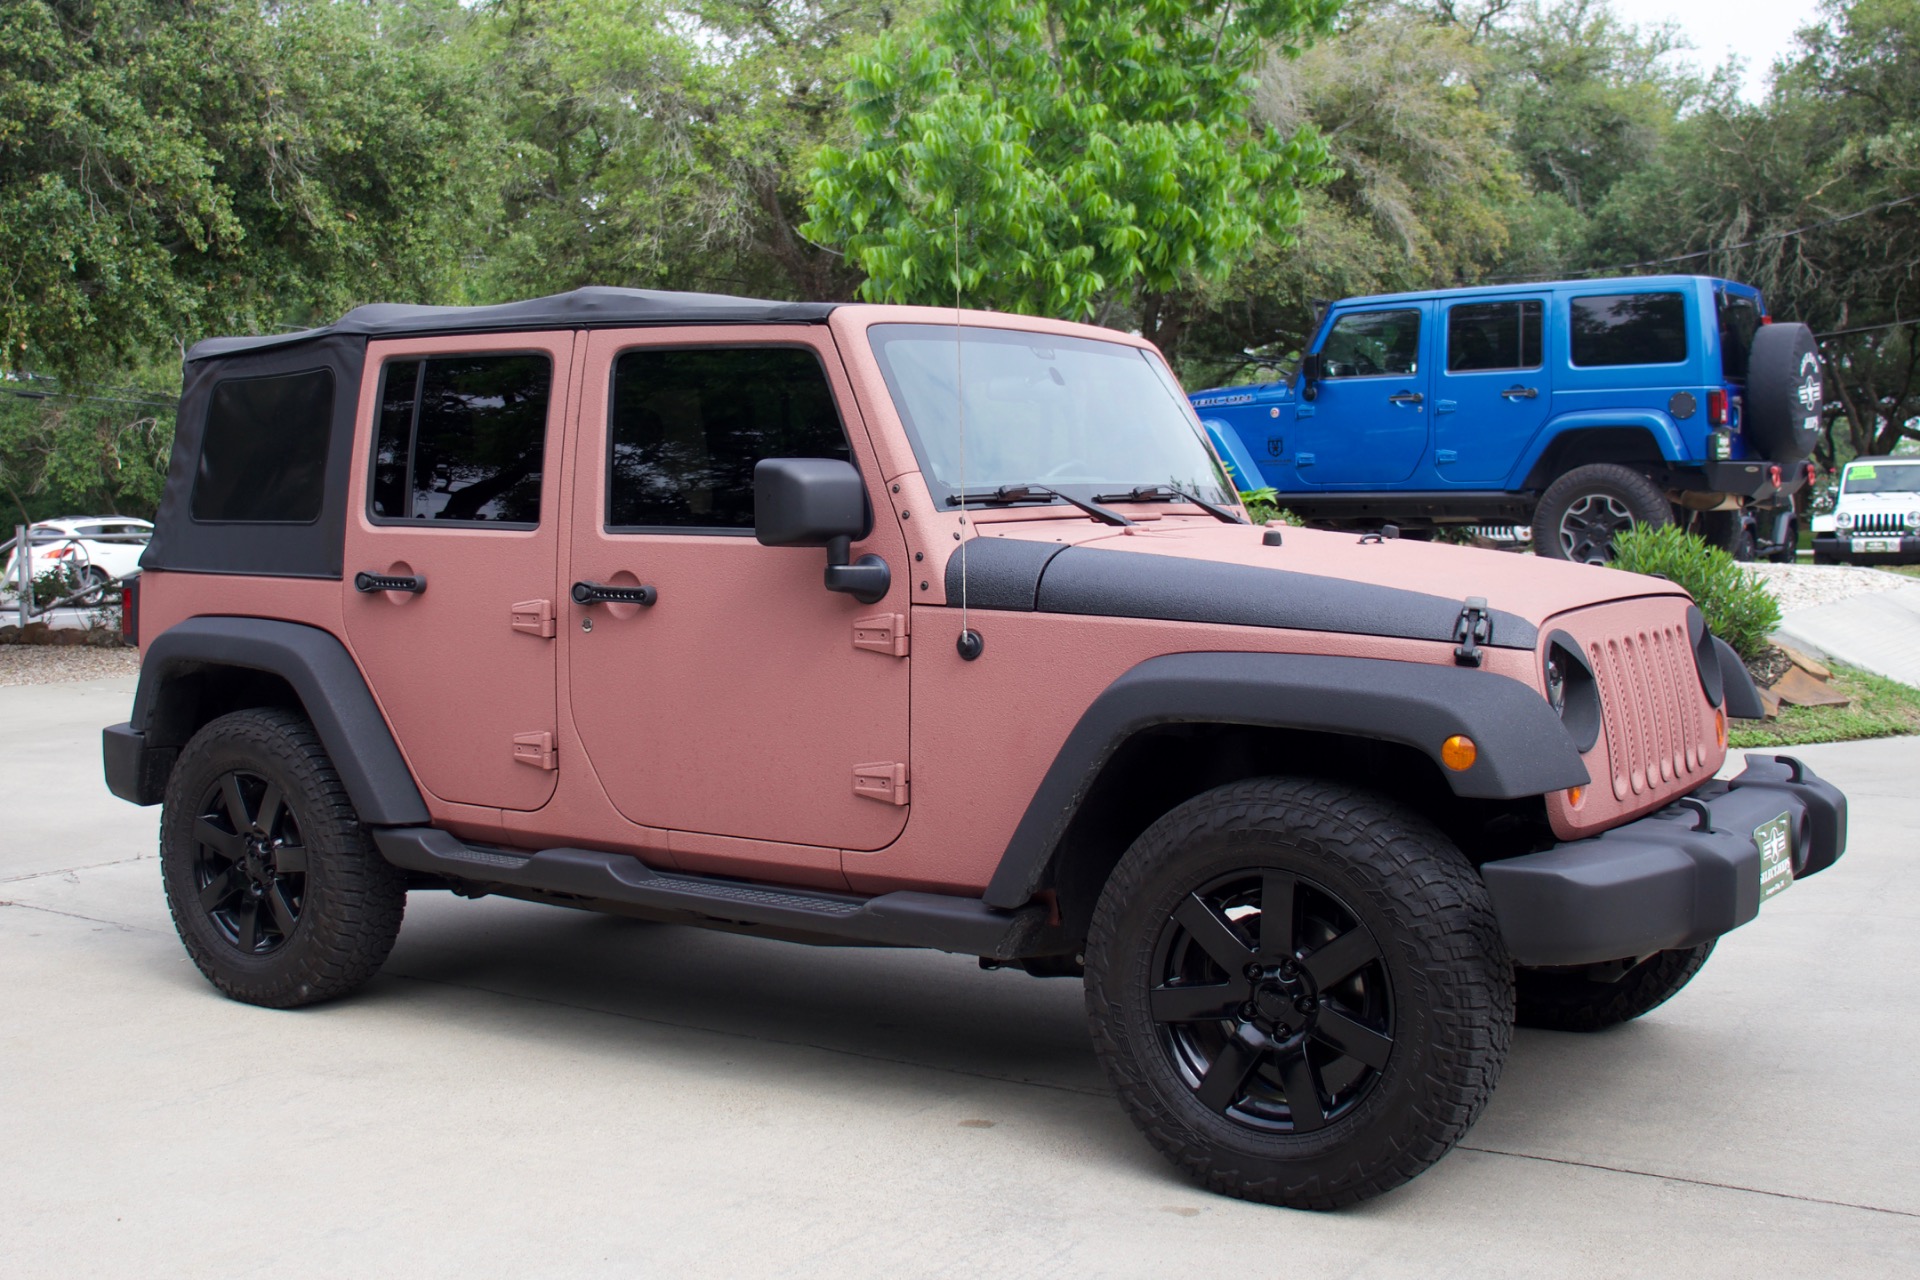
[1482,756,1846,967]
[1812,533,1920,563]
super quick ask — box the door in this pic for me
[566,328,911,854]
[342,332,573,812]
[1434,296,1552,483]
[1291,304,1430,485]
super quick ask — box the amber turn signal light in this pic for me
[1567,785,1585,808]
[1715,708,1728,748]
[1440,734,1477,771]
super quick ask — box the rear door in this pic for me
[1434,296,1551,483]
[1290,304,1431,485]
[341,332,574,812]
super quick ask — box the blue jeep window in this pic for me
[1447,301,1543,373]
[1320,310,1420,378]
[1717,294,1762,380]
[1570,293,1688,367]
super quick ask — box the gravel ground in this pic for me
[1743,562,1909,613]
[0,645,140,687]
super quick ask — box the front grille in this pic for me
[1848,512,1904,535]
[1587,624,1712,801]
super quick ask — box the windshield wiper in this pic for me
[945,484,1133,527]
[1092,484,1244,524]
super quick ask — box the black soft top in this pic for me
[186,287,842,361]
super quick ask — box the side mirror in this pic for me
[753,458,889,604]
[1298,352,1325,402]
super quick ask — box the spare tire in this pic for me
[1743,322,1821,461]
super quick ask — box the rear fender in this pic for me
[1513,414,1688,491]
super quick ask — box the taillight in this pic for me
[120,574,139,648]
[1707,389,1728,426]
[46,545,72,560]
[1770,465,1783,488]
[1806,463,1818,486]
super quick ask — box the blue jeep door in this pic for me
[1292,304,1430,485]
[1433,296,1551,483]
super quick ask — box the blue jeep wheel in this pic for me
[1533,463,1673,562]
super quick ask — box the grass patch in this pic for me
[1729,661,1920,748]
[1874,564,1920,579]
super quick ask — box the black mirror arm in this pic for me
[823,535,891,605]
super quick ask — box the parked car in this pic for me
[1812,456,1920,564]
[104,287,1846,1209]
[1,516,152,604]
[1191,275,1819,562]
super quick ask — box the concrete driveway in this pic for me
[3,674,1915,1277]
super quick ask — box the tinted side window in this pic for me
[370,354,552,524]
[1447,300,1544,372]
[1717,294,1762,380]
[607,347,849,531]
[191,368,334,523]
[1320,309,1420,377]
[1570,293,1688,367]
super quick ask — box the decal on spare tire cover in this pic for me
[1796,352,1821,428]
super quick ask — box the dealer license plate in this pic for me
[1755,812,1795,902]
[1852,536,1899,553]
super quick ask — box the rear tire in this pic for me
[1084,777,1513,1209]
[1515,943,1714,1032]
[1533,464,1673,562]
[160,708,406,1008]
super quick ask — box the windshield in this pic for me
[1842,461,1920,495]
[868,324,1233,508]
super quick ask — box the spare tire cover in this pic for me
[1743,322,1821,461]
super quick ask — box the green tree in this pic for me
[802,0,1340,345]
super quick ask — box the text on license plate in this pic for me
[1755,811,1795,902]
[1852,537,1899,553]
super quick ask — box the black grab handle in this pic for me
[572,580,658,607]
[354,571,426,594]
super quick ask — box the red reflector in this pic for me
[120,576,139,648]
[1770,465,1783,487]
[1806,463,1818,485]
[1761,315,1773,324]
[1707,389,1727,426]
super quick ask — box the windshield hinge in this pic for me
[1453,597,1492,667]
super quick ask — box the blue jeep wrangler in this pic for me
[1191,275,1822,561]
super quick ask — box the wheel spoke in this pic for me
[272,842,308,876]
[1312,1007,1394,1071]
[193,817,245,860]
[255,784,285,839]
[1192,1024,1265,1114]
[1302,926,1381,989]
[1174,894,1254,972]
[221,774,252,833]
[264,883,298,936]
[1277,1047,1327,1132]
[197,868,238,913]
[1257,871,1297,962]
[1150,981,1247,1024]
[233,901,260,953]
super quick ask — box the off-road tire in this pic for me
[1084,777,1514,1210]
[1744,323,1821,461]
[1695,510,1752,560]
[160,708,406,1008]
[1533,463,1673,562]
[1515,942,1715,1033]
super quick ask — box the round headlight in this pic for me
[1543,632,1601,752]
[1906,511,1920,532]
[1837,511,1855,530]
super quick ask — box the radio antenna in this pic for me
[955,207,982,661]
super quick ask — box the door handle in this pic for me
[1388,392,1424,406]
[572,580,658,607]
[1501,385,1539,400]
[354,571,426,594]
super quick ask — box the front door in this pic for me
[1434,296,1552,483]
[342,333,573,812]
[565,328,911,854]
[1290,304,1431,486]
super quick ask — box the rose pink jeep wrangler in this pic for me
[104,289,1846,1208]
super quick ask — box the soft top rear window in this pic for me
[190,367,334,523]
[1569,293,1688,368]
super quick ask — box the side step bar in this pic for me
[372,827,1060,960]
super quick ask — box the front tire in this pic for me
[1533,464,1672,562]
[160,708,406,1008]
[1515,943,1714,1032]
[1084,778,1513,1209]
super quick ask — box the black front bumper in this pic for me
[1812,533,1920,563]
[1482,756,1846,967]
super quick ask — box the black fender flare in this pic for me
[981,651,1590,910]
[123,616,429,825]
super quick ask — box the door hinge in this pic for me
[512,731,557,770]
[852,612,909,657]
[510,599,556,639]
[852,762,909,806]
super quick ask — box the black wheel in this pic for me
[160,708,406,1008]
[1694,510,1752,560]
[1769,517,1800,564]
[75,566,113,605]
[1084,778,1513,1209]
[1516,943,1715,1032]
[1532,463,1672,562]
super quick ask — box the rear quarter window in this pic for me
[1570,293,1688,367]
[190,368,335,523]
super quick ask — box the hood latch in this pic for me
[1453,597,1492,667]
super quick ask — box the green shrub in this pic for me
[1239,487,1304,527]
[1609,523,1781,659]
